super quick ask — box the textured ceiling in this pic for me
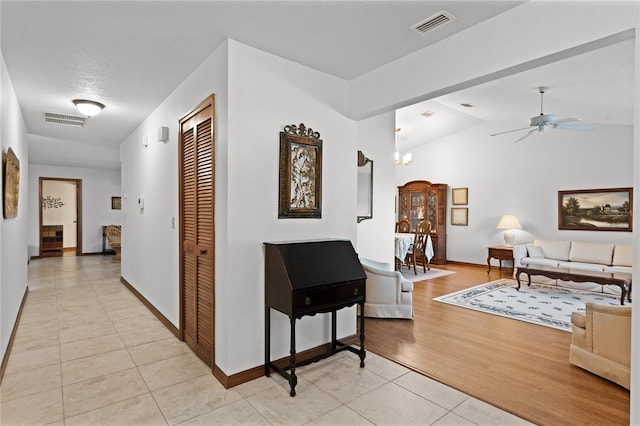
[1,1,634,168]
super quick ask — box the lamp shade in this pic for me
[72,99,105,117]
[496,215,522,230]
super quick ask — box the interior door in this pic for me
[179,95,215,368]
[39,177,82,257]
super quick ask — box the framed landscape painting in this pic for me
[558,187,632,231]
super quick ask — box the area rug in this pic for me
[401,268,454,282]
[433,279,621,331]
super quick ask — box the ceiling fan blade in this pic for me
[552,117,581,124]
[490,126,532,136]
[554,123,596,131]
[513,128,537,143]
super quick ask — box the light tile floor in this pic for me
[1,256,533,425]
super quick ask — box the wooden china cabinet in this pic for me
[398,180,447,264]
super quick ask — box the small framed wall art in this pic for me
[452,187,468,205]
[3,147,20,219]
[111,196,122,210]
[278,123,323,219]
[451,207,468,226]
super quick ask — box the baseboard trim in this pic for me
[214,337,359,389]
[119,277,180,339]
[0,286,29,385]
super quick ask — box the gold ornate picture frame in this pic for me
[278,123,322,219]
[3,147,20,219]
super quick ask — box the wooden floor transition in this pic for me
[364,263,630,425]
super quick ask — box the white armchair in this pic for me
[359,258,413,319]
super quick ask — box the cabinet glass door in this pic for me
[427,191,437,230]
[410,192,425,230]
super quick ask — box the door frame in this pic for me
[39,177,82,257]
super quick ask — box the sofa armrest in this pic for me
[512,244,529,267]
[585,302,631,364]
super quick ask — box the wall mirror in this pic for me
[357,150,373,223]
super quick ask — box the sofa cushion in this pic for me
[521,257,559,267]
[527,245,544,258]
[569,241,614,265]
[557,261,605,272]
[535,240,571,261]
[612,244,632,267]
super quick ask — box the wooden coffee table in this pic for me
[516,264,632,305]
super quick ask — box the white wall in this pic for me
[120,41,229,342]
[355,112,396,264]
[394,123,633,265]
[224,41,356,373]
[120,39,359,376]
[0,49,29,365]
[27,164,121,256]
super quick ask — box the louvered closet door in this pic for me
[179,95,215,368]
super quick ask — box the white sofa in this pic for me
[359,258,413,319]
[513,240,632,293]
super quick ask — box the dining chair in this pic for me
[406,219,431,274]
[396,219,411,233]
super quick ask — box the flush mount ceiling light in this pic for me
[72,99,105,117]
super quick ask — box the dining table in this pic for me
[394,232,434,272]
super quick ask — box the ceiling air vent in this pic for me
[411,10,457,35]
[44,112,86,127]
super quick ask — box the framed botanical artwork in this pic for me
[451,207,468,226]
[278,123,322,218]
[111,196,122,210]
[558,187,632,231]
[3,147,20,219]
[452,187,468,205]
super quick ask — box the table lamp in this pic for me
[497,215,522,246]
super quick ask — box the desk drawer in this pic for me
[294,281,364,315]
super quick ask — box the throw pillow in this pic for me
[527,245,544,258]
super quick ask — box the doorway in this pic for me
[39,177,82,257]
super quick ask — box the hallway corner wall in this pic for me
[0,48,30,366]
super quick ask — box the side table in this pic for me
[487,246,514,273]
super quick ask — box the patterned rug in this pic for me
[433,279,621,331]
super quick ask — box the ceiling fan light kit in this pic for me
[490,87,595,142]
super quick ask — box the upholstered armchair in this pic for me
[359,258,413,319]
[569,302,631,389]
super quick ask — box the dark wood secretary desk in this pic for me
[264,239,366,397]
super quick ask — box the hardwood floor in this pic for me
[364,263,630,425]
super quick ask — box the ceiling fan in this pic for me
[490,87,596,142]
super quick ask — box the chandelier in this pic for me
[394,128,412,165]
